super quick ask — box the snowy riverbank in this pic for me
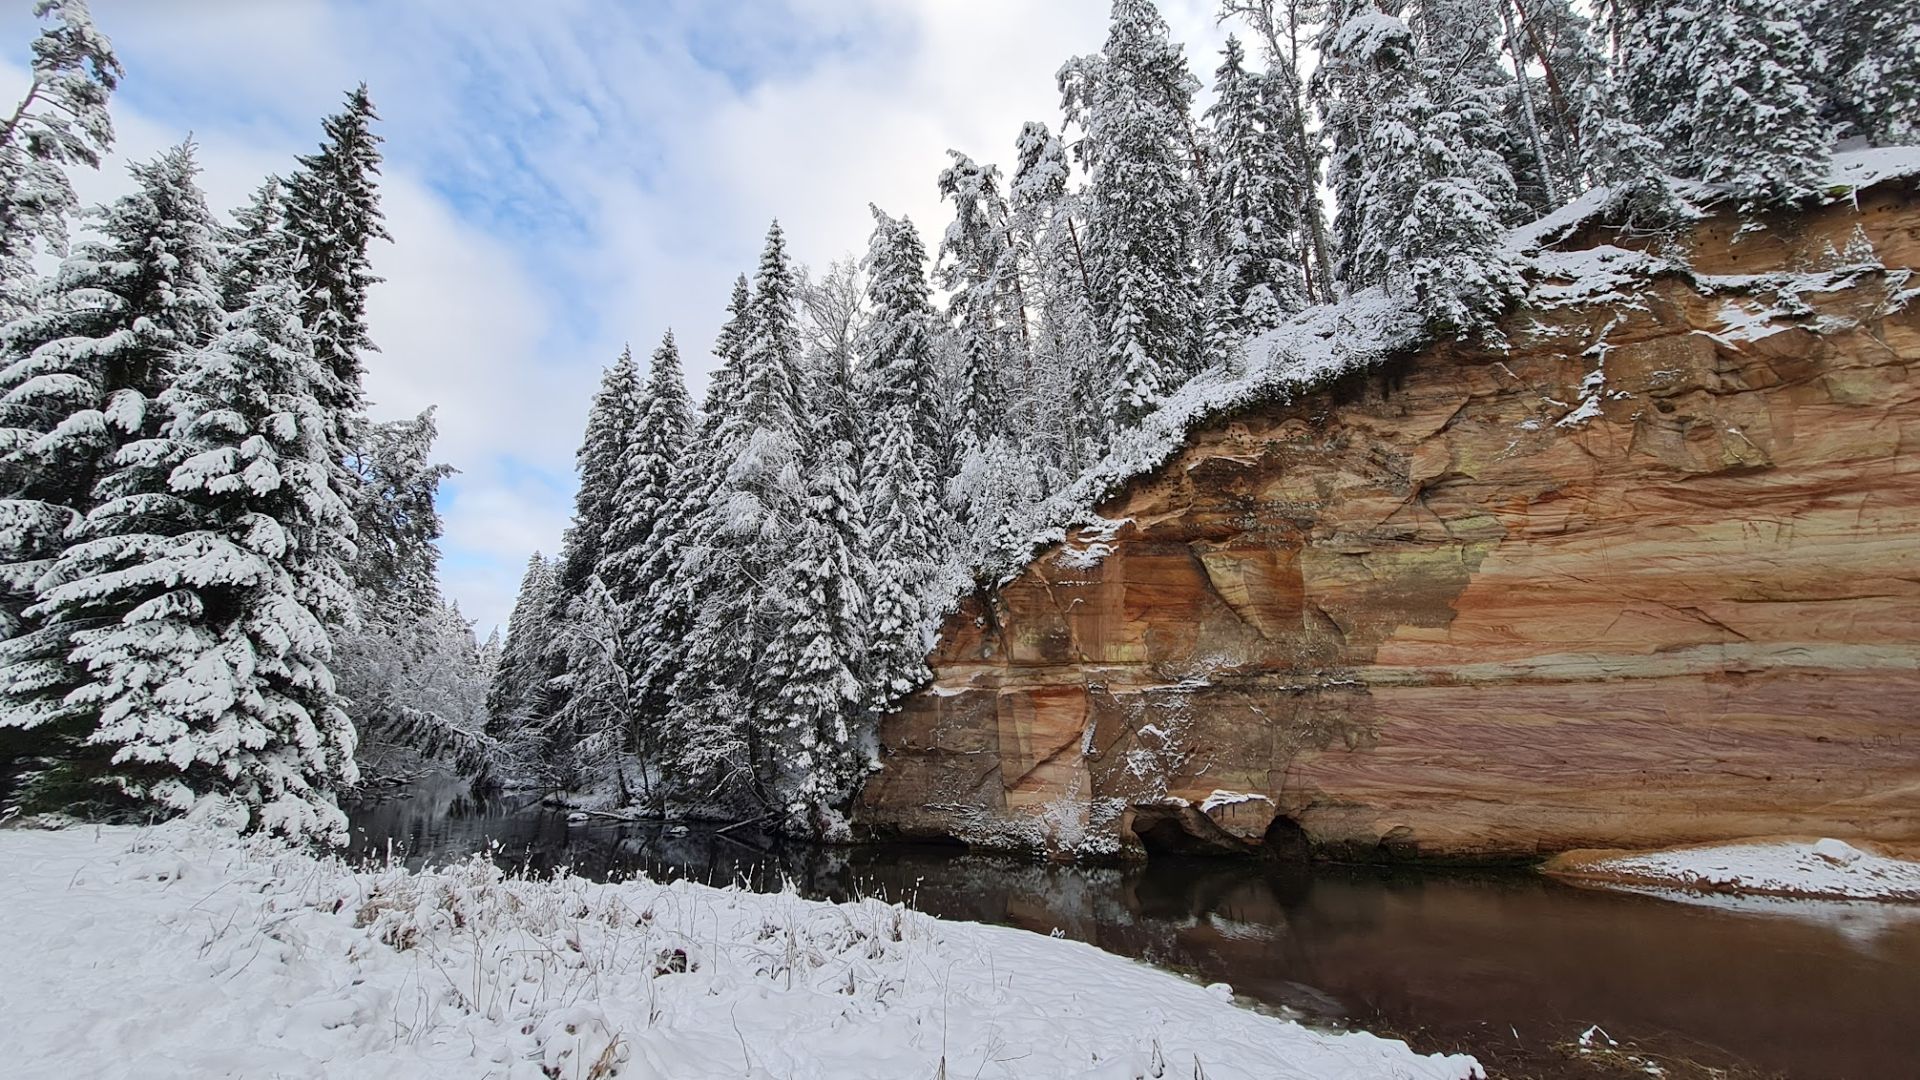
[0,820,1480,1079]
[1547,838,1920,903]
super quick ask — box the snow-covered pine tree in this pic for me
[557,346,643,597]
[0,0,120,320]
[764,433,871,836]
[0,143,224,782]
[1314,2,1520,335]
[701,274,754,435]
[862,208,947,471]
[283,83,389,469]
[627,406,713,794]
[343,409,454,620]
[934,158,1023,458]
[668,224,809,811]
[626,281,759,803]
[738,222,806,438]
[593,332,692,804]
[1505,0,1680,228]
[504,348,650,783]
[1202,35,1311,353]
[486,551,559,736]
[1804,0,1920,148]
[1406,0,1524,225]
[219,177,293,315]
[13,272,358,840]
[1059,0,1208,437]
[1610,0,1830,208]
[1217,0,1335,303]
[599,332,692,615]
[1009,121,1100,477]
[860,403,942,708]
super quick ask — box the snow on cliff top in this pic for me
[984,148,1920,587]
[989,286,1422,583]
[0,822,1482,1080]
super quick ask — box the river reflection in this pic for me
[349,776,1920,1079]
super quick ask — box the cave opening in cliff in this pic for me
[1262,814,1310,863]
[1130,804,1258,858]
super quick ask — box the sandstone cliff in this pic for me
[859,166,1920,863]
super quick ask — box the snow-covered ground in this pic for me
[1553,838,1920,903]
[0,820,1481,1080]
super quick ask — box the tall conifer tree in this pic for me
[11,273,358,838]
[1060,0,1208,436]
[557,347,643,596]
[600,332,692,613]
[1315,2,1519,333]
[1203,35,1310,350]
[864,208,946,469]
[1611,0,1830,207]
[0,0,120,319]
[0,144,224,760]
[284,84,388,468]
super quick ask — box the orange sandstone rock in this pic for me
[858,180,1920,863]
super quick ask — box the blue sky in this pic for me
[1,0,1228,633]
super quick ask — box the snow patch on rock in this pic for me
[1199,790,1274,814]
[1563,839,1920,903]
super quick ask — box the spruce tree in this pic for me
[627,430,708,784]
[863,207,946,469]
[284,84,389,467]
[629,297,756,798]
[219,177,293,315]
[861,404,942,707]
[0,143,223,750]
[11,274,358,839]
[934,160,1022,457]
[557,347,643,596]
[739,222,805,437]
[1315,2,1519,334]
[1217,0,1336,302]
[765,435,870,835]
[702,275,754,434]
[486,552,558,734]
[1407,0,1523,225]
[599,332,692,614]
[1612,0,1830,208]
[1059,0,1208,436]
[669,224,809,810]
[1805,0,1920,148]
[1203,35,1310,351]
[0,0,120,319]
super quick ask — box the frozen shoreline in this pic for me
[1547,838,1920,903]
[0,820,1480,1079]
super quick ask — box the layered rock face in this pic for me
[859,181,1920,862]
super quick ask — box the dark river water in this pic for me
[348,776,1920,1080]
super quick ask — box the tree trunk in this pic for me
[1502,0,1562,207]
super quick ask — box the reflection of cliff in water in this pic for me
[349,777,1920,1080]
